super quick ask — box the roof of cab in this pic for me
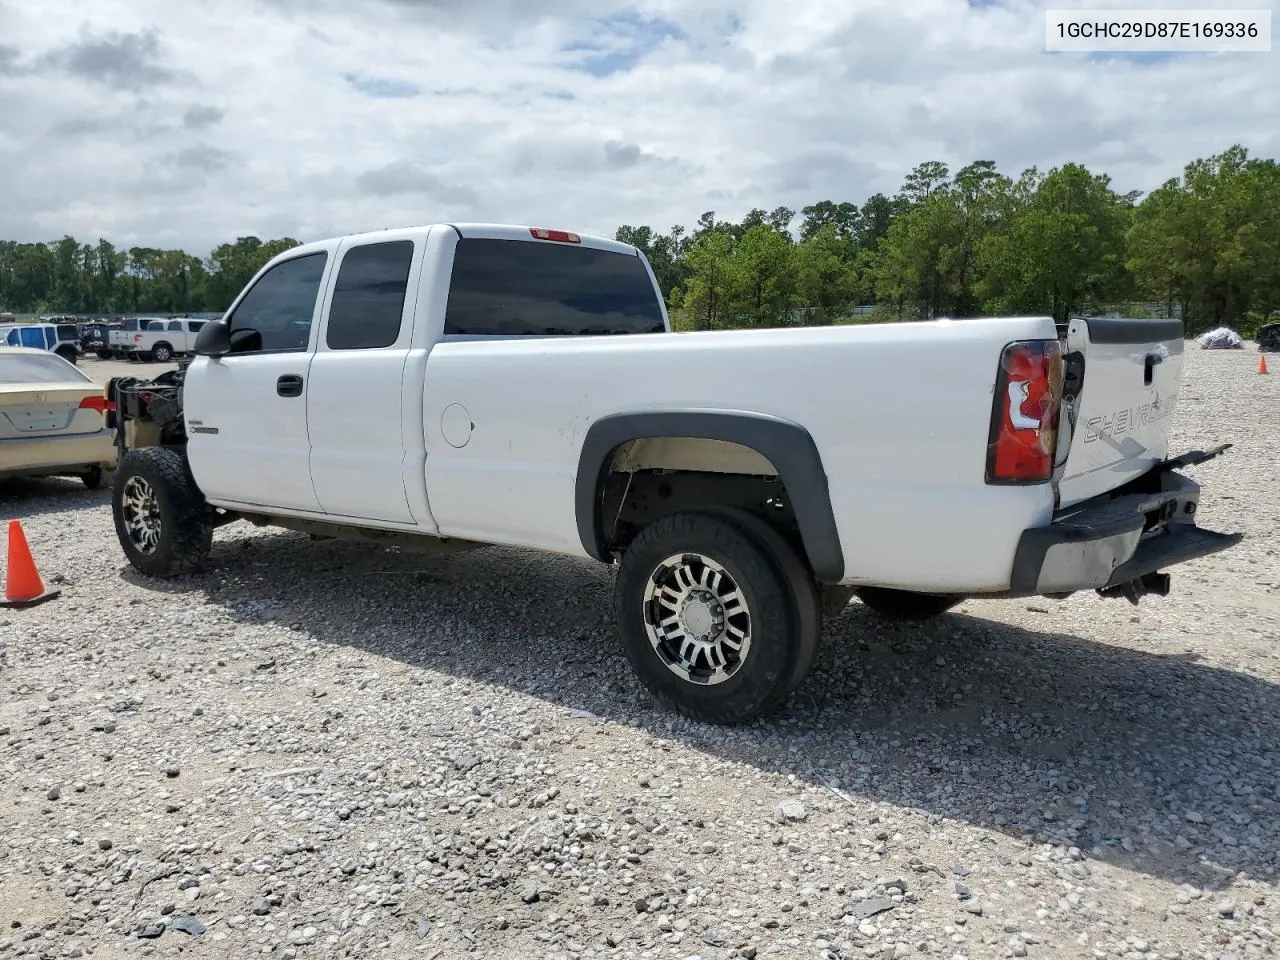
[270,223,637,262]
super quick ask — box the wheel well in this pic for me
[600,455,800,560]
[576,413,845,583]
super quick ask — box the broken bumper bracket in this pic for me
[1009,449,1243,600]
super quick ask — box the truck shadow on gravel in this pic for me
[124,529,1279,894]
[0,478,110,517]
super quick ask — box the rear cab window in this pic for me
[444,237,666,337]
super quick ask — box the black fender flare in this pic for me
[574,409,845,583]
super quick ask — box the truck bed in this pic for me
[420,316,1063,592]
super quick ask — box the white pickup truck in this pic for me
[125,317,208,363]
[107,223,1241,723]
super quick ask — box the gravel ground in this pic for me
[1,347,1278,960]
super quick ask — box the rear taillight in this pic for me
[986,339,1064,484]
[79,395,115,414]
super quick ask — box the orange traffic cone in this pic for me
[1260,354,1269,374]
[1,519,60,608]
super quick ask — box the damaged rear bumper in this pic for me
[1009,445,1243,601]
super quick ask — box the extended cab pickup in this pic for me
[107,223,1242,723]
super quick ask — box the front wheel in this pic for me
[112,447,214,577]
[56,347,78,365]
[615,511,815,725]
[856,586,962,622]
[151,344,173,363]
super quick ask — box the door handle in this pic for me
[276,374,304,398]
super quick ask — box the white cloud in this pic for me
[0,0,1276,254]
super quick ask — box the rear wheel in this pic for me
[81,465,105,490]
[701,507,822,698]
[857,586,961,622]
[112,447,214,577]
[151,343,173,363]
[615,511,816,724]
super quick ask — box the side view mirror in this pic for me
[194,320,231,357]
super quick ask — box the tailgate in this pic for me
[1055,317,1185,507]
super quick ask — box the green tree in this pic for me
[874,190,966,319]
[681,229,739,330]
[799,201,859,241]
[899,161,951,205]
[728,225,795,325]
[1127,145,1280,330]
[979,163,1132,323]
[793,224,861,323]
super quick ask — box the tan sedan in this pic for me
[0,346,115,488]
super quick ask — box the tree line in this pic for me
[3,145,1277,335]
[0,235,300,319]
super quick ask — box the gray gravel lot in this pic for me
[1,347,1278,960]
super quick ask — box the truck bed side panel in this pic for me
[421,317,1060,591]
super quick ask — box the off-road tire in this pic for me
[81,465,105,490]
[55,346,78,365]
[857,586,962,622]
[614,510,808,725]
[151,343,174,363]
[112,447,214,578]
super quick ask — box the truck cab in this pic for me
[180,224,666,522]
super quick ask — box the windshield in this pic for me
[0,351,93,385]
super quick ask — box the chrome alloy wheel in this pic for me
[121,476,162,555]
[641,552,752,685]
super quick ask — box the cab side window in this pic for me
[325,241,414,350]
[226,253,328,354]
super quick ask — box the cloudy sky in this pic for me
[0,0,1276,254]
